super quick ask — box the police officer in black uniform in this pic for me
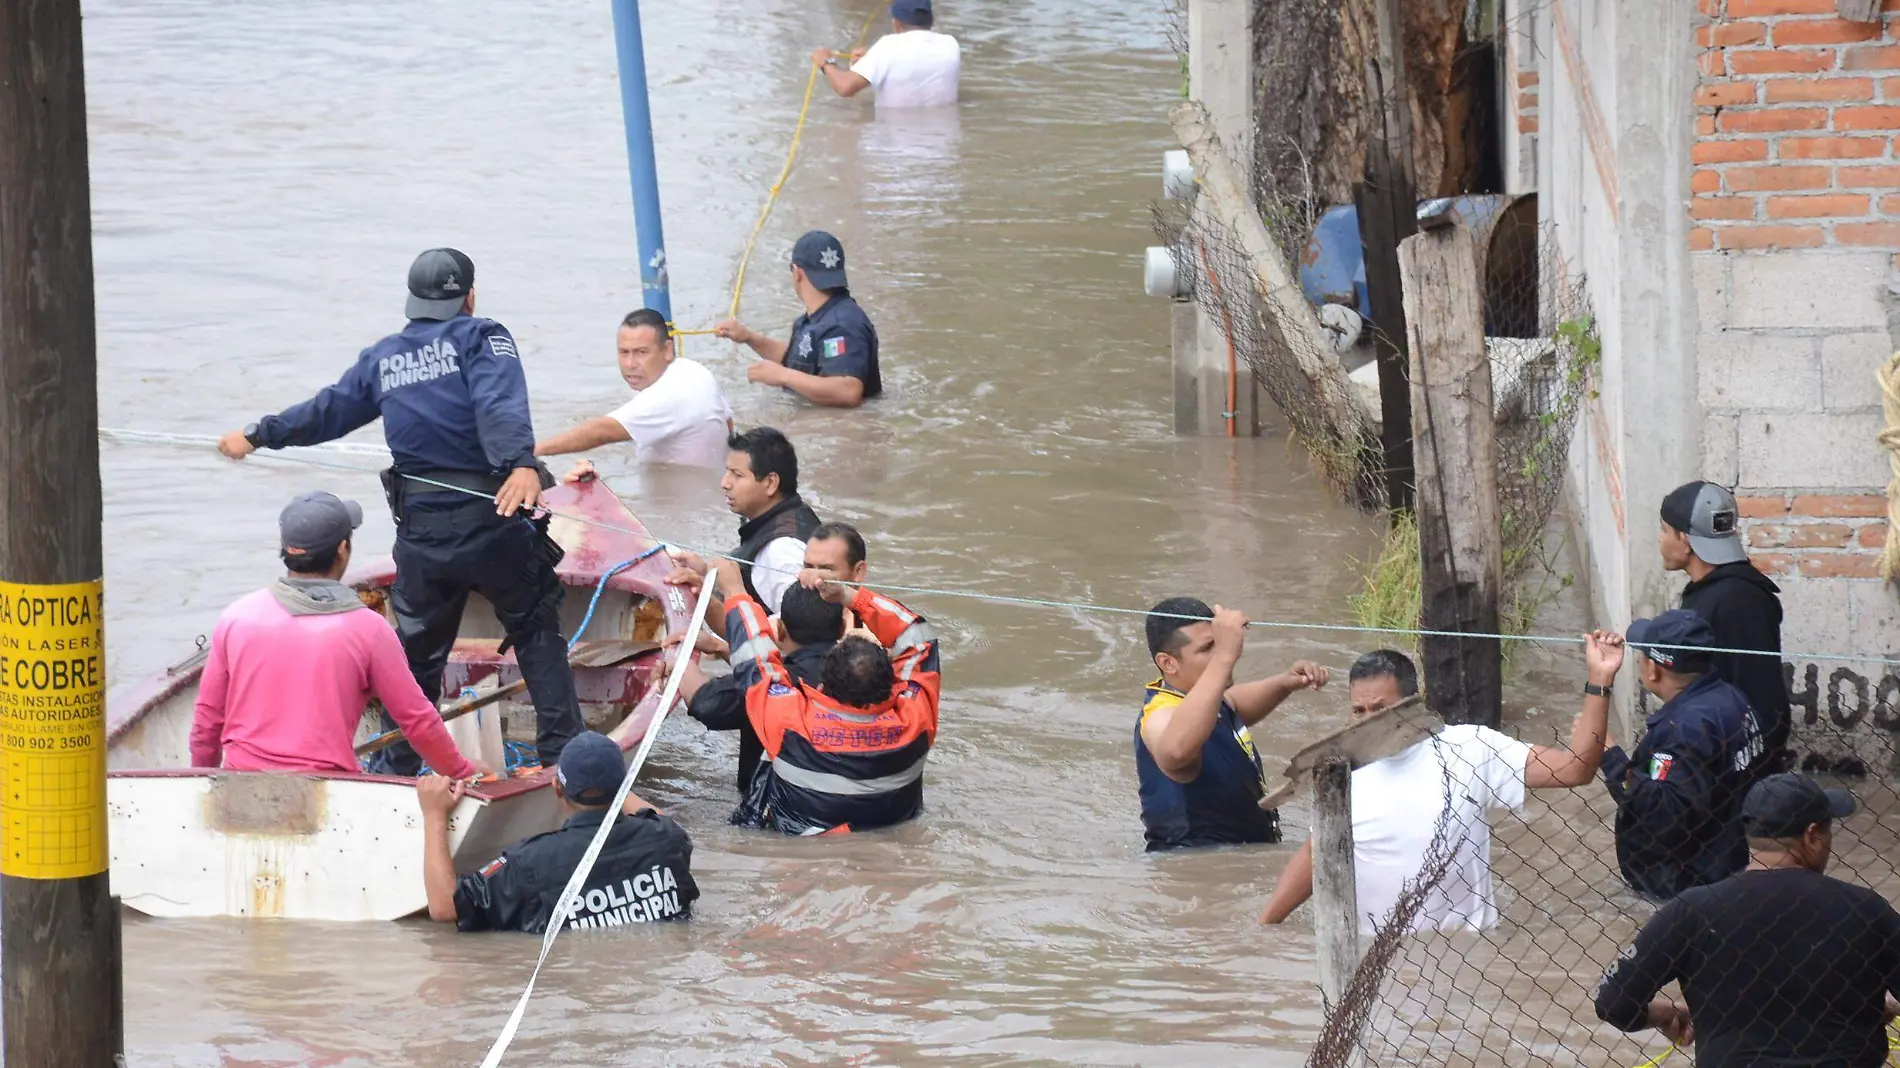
[417,732,698,932]
[218,248,584,772]
[713,230,881,408]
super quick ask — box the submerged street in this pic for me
[80,1,1584,1063]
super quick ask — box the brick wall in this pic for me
[1689,0,1900,766]
[1692,0,1900,252]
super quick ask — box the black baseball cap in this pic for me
[1742,772,1855,838]
[791,230,848,290]
[1661,480,1747,566]
[1626,608,1718,674]
[555,731,626,806]
[891,0,933,22]
[279,491,363,556]
[406,248,475,321]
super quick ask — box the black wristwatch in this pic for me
[242,421,263,448]
[1583,682,1612,698]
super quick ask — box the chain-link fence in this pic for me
[1299,670,1900,1068]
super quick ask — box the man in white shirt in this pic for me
[811,0,960,110]
[535,308,732,470]
[1258,641,1619,933]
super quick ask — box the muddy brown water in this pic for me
[60,1,1678,1064]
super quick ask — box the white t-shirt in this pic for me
[851,29,961,109]
[606,357,732,469]
[1347,724,1533,935]
[751,536,807,617]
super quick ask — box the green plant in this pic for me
[1348,512,1422,654]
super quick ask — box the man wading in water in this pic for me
[1135,598,1328,851]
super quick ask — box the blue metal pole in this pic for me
[610,0,671,320]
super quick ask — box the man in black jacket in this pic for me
[678,582,846,800]
[1660,480,1791,776]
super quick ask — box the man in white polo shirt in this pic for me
[811,0,959,110]
[1258,642,1617,934]
[536,308,732,470]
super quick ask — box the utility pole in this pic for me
[1400,220,1503,729]
[610,0,671,320]
[0,1,125,1064]
[1357,0,1418,514]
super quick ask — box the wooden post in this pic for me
[1839,0,1881,23]
[1310,757,1361,1009]
[1358,0,1419,513]
[0,1,125,1064]
[1400,222,1504,729]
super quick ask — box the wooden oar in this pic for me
[354,639,660,757]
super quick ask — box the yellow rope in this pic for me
[717,6,883,325]
[1628,1044,1676,1068]
[1875,350,1900,580]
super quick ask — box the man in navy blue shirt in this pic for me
[218,248,585,772]
[714,230,881,407]
[1601,609,1765,901]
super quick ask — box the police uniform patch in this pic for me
[823,337,846,360]
[489,335,519,360]
[479,856,508,878]
[796,333,814,359]
[1649,753,1675,781]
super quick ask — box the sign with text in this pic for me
[0,579,107,879]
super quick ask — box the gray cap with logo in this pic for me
[1661,480,1748,566]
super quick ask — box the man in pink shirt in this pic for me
[190,491,480,779]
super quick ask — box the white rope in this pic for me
[477,575,716,1068]
[99,426,391,458]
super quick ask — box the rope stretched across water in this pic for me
[96,427,1900,671]
[669,4,886,347]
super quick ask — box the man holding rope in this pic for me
[217,247,585,773]
[1134,598,1328,851]
[711,555,940,835]
[714,231,881,408]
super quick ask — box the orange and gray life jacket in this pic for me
[722,586,941,835]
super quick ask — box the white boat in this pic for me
[105,476,694,921]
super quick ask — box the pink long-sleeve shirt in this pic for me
[190,589,478,779]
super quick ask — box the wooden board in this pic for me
[1258,695,1443,810]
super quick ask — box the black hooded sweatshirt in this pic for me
[1679,561,1790,772]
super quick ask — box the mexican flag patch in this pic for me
[823,336,846,360]
[1648,753,1674,781]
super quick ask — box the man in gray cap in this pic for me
[189,491,481,781]
[713,230,882,407]
[217,248,584,774]
[1659,480,1790,777]
[1596,773,1898,1066]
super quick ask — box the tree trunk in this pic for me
[1253,0,1480,206]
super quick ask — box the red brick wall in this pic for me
[1693,0,1900,252]
[1741,493,1888,577]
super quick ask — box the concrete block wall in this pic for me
[1691,0,1900,766]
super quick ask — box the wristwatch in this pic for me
[242,422,263,448]
[1583,682,1612,698]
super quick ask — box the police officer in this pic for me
[713,230,882,408]
[1602,609,1766,902]
[217,247,584,772]
[416,732,698,932]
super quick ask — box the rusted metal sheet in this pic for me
[206,774,326,836]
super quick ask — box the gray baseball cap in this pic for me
[405,248,475,321]
[280,491,364,556]
[1661,480,1748,566]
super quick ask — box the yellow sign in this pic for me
[0,579,107,879]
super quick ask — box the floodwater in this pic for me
[74,0,1589,1064]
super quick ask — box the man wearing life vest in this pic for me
[707,556,940,835]
[1136,598,1329,851]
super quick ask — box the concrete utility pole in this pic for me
[0,1,125,1063]
[1359,0,1418,513]
[1400,221,1503,729]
